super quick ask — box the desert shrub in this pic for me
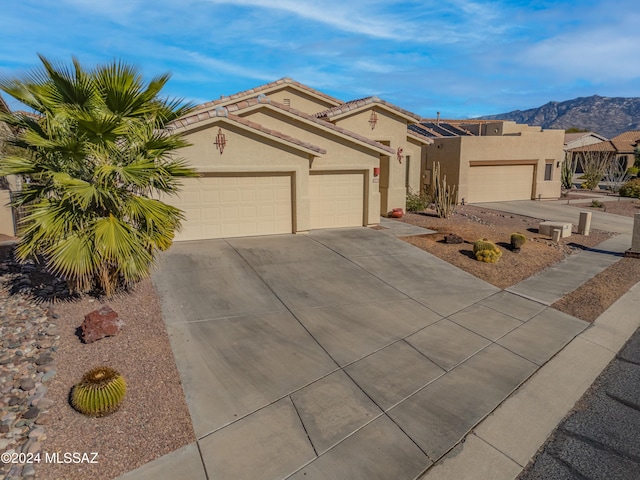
[627,166,639,177]
[619,178,640,198]
[510,233,526,252]
[591,200,604,208]
[406,188,430,212]
[473,238,502,263]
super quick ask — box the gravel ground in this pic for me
[34,279,195,480]
[552,257,640,322]
[571,198,640,217]
[398,205,614,289]
[0,246,195,480]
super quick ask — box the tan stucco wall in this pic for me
[330,107,412,214]
[425,128,563,202]
[264,86,338,115]
[241,108,381,225]
[0,189,14,236]
[175,119,316,232]
[405,137,424,193]
[424,138,462,196]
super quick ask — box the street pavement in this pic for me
[518,326,640,480]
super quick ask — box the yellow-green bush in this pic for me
[620,178,640,198]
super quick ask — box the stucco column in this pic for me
[628,213,640,255]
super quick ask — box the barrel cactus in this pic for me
[71,367,126,417]
[473,238,502,263]
[510,233,527,252]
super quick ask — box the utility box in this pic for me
[539,221,572,238]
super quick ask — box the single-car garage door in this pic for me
[168,174,292,241]
[467,165,534,203]
[309,172,365,229]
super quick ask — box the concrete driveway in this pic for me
[141,226,590,480]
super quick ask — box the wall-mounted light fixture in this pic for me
[214,128,227,154]
[373,167,380,177]
[369,111,378,130]
[397,147,404,164]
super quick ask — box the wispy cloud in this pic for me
[2,0,640,117]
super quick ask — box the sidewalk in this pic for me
[420,200,640,479]
[420,281,640,480]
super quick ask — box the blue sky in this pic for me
[2,0,639,118]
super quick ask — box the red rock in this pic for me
[80,306,124,343]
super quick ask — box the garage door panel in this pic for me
[310,173,364,229]
[166,175,292,241]
[468,165,533,203]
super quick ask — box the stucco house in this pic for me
[164,78,433,241]
[569,130,640,173]
[417,119,564,203]
[1,78,565,241]
[564,131,608,151]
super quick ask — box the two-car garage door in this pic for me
[168,172,365,241]
[467,165,534,203]
[169,174,293,241]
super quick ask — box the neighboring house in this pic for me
[417,119,564,203]
[569,130,640,173]
[564,131,608,151]
[564,131,608,174]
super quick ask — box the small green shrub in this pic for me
[406,188,430,212]
[591,199,604,208]
[620,178,640,198]
[626,166,639,177]
[510,233,526,252]
[71,367,127,417]
[473,238,502,263]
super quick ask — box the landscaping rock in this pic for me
[80,305,124,343]
[444,233,464,244]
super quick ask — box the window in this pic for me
[544,163,553,181]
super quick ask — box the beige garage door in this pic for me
[168,174,292,241]
[467,165,534,203]
[309,172,364,229]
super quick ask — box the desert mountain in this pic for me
[478,95,640,138]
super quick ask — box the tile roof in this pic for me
[569,141,617,153]
[314,96,421,122]
[176,95,395,155]
[191,77,343,113]
[564,132,607,144]
[569,130,640,154]
[610,130,640,152]
[168,106,326,155]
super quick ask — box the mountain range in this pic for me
[478,95,640,139]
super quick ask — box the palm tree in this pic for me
[0,55,198,296]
